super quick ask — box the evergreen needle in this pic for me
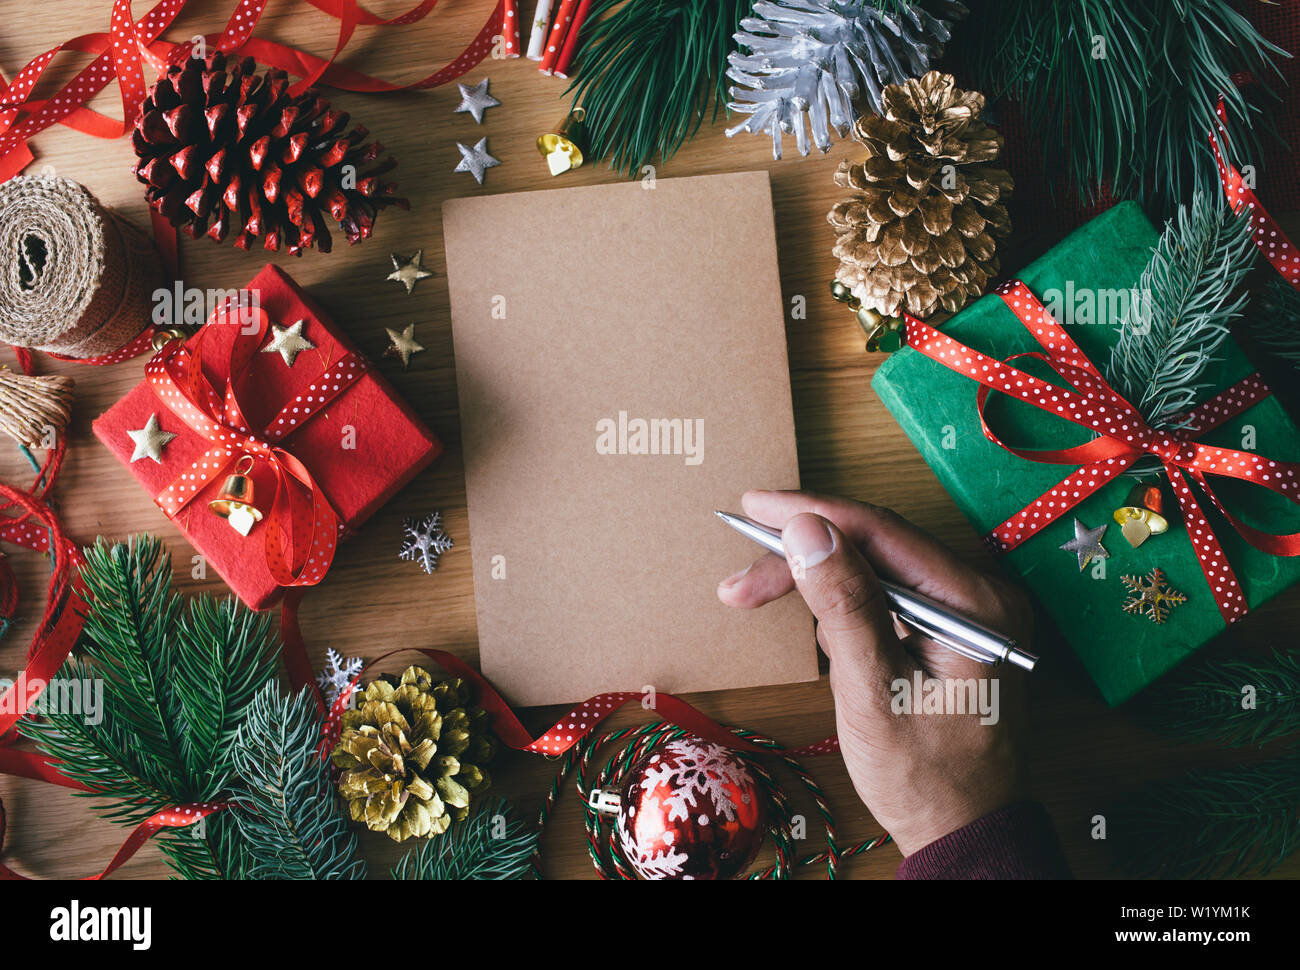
[1107,192,1255,430]
[961,0,1286,213]
[229,684,367,880]
[565,0,751,177]
[1108,755,1300,878]
[21,535,280,879]
[1139,650,1300,748]
[391,797,539,880]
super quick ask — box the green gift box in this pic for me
[873,201,1300,705]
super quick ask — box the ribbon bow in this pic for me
[146,302,367,589]
[904,281,1300,623]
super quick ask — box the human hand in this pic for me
[716,489,1034,856]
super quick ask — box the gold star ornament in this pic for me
[387,251,434,294]
[1121,568,1187,624]
[127,413,177,464]
[385,324,425,368]
[262,319,314,367]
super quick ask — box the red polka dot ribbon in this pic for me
[318,648,841,761]
[146,301,367,590]
[0,0,505,176]
[0,802,225,881]
[904,281,1300,625]
[1210,96,1300,286]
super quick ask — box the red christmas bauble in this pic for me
[616,736,766,880]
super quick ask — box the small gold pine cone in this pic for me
[826,71,1012,321]
[331,666,496,841]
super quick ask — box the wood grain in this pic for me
[1,0,1297,881]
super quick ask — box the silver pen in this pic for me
[715,510,1038,672]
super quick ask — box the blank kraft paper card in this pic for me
[443,171,816,706]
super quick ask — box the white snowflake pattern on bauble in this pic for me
[614,736,766,880]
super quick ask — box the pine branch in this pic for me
[1247,277,1300,369]
[566,0,751,177]
[1137,649,1300,748]
[228,683,367,880]
[173,596,282,794]
[1107,192,1255,429]
[391,797,538,880]
[962,0,1286,212]
[1108,755,1300,878]
[157,811,254,881]
[21,535,279,879]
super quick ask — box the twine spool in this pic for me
[0,175,160,358]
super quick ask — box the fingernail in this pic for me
[718,563,752,589]
[783,515,835,571]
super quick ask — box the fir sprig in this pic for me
[1108,755,1300,878]
[1139,651,1300,748]
[1107,193,1255,429]
[21,536,280,879]
[391,797,538,880]
[566,0,750,177]
[1247,277,1300,369]
[229,684,367,880]
[963,0,1285,212]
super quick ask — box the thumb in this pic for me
[782,513,910,685]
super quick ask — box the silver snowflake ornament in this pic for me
[453,138,501,184]
[726,0,966,159]
[316,647,364,707]
[399,512,454,574]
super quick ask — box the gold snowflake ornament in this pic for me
[1121,568,1187,624]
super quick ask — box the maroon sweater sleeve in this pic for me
[895,801,1072,880]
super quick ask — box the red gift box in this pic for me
[94,264,441,609]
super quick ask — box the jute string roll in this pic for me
[0,175,160,358]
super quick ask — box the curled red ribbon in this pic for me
[315,646,841,761]
[145,302,367,589]
[1210,96,1300,287]
[0,0,505,176]
[904,281,1300,623]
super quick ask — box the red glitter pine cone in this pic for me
[131,52,408,254]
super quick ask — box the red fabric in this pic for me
[896,801,1071,880]
[92,265,441,609]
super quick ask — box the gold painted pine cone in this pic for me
[827,71,1012,320]
[331,666,495,842]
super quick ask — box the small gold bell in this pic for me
[209,455,264,536]
[1113,482,1171,548]
[830,280,905,352]
[537,107,588,176]
[151,327,187,351]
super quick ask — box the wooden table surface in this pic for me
[1,0,1297,881]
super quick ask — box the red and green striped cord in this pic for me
[530,721,892,880]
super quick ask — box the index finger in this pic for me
[740,489,991,615]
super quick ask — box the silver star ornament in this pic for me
[127,413,177,464]
[453,77,500,124]
[261,319,314,367]
[454,137,500,184]
[1060,518,1110,571]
